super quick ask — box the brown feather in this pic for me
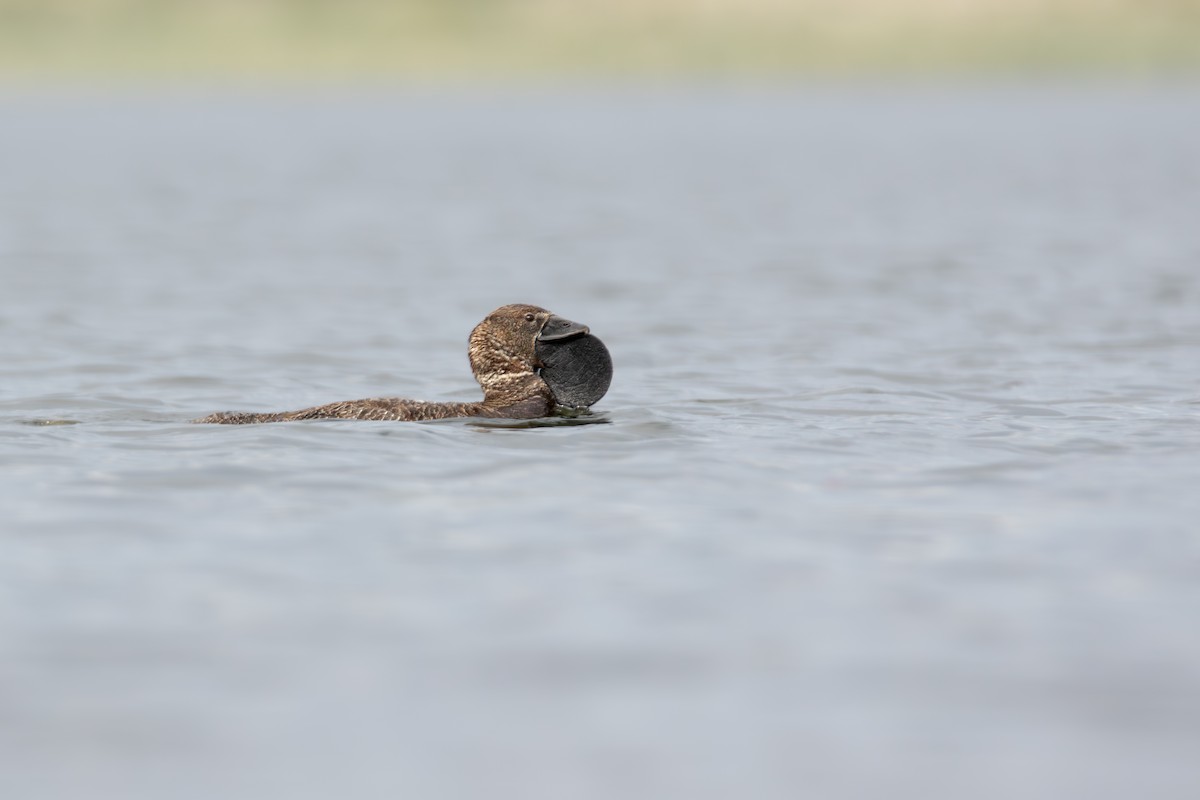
[196,304,556,424]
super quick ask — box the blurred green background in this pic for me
[1,0,1198,81]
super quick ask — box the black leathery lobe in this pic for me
[536,333,613,409]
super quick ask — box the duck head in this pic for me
[468,304,612,410]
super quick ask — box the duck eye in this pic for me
[524,313,535,322]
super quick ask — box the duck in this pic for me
[195,304,611,424]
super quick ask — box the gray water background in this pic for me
[1,84,1199,799]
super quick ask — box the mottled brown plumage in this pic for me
[196,304,575,424]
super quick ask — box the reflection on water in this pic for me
[469,413,612,430]
[1,85,1199,800]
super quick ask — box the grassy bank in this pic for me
[1,0,1198,81]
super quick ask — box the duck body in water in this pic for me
[196,304,611,424]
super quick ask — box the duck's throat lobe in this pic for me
[536,333,612,409]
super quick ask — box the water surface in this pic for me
[2,85,1199,799]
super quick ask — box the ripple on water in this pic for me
[3,87,1200,799]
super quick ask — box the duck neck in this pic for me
[477,372,553,418]
[480,371,544,403]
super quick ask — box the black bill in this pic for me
[538,314,590,342]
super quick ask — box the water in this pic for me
[2,85,1199,799]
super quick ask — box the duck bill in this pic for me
[538,315,590,342]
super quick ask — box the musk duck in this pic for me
[195,304,612,424]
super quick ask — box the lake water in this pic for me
[1,84,1198,799]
